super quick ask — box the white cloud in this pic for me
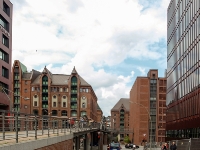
[10,0,170,116]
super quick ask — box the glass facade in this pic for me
[166,0,200,140]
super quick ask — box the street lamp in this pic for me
[129,101,152,150]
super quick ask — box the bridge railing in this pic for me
[0,109,101,143]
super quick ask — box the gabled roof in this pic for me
[42,66,52,79]
[79,76,90,86]
[51,74,70,85]
[71,66,77,74]
[111,98,130,111]
[22,72,31,79]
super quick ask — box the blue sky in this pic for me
[10,0,170,116]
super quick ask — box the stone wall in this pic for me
[35,139,73,150]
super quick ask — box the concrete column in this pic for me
[86,133,91,150]
[75,136,80,150]
[90,132,93,150]
[103,133,108,145]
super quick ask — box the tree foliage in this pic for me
[124,136,131,143]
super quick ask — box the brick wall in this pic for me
[35,139,73,150]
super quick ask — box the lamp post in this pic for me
[129,101,152,150]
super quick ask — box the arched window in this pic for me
[71,76,77,85]
[82,103,85,108]
[61,110,67,116]
[52,110,57,116]
[42,76,48,85]
[81,111,87,116]
[33,109,38,115]
[71,110,77,117]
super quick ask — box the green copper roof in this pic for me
[19,62,27,73]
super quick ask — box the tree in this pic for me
[124,136,131,144]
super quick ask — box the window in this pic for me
[63,102,66,107]
[82,103,85,108]
[0,81,8,94]
[53,102,56,107]
[34,95,37,98]
[2,34,9,47]
[0,49,9,63]
[86,89,89,92]
[34,101,37,107]
[32,87,35,91]
[2,66,8,78]
[3,2,10,16]
[0,15,9,31]
[63,96,66,99]
[25,81,27,85]
[24,89,27,93]
[24,105,27,109]
[53,95,56,99]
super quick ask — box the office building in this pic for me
[0,0,12,110]
[129,70,166,145]
[12,60,99,122]
[166,0,200,140]
[111,98,130,142]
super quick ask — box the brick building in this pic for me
[12,60,99,121]
[111,98,130,142]
[129,69,166,145]
[97,103,103,122]
[0,0,12,110]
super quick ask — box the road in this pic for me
[103,145,162,150]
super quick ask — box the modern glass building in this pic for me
[166,0,200,141]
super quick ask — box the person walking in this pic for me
[170,142,177,150]
[162,143,168,150]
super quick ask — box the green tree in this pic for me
[124,136,131,144]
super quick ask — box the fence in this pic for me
[0,109,101,143]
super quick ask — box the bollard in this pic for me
[34,116,37,140]
[57,120,59,136]
[53,119,55,134]
[2,112,5,140]
[48,118,50,137]
[25,115,28,137]
[15,112,19,143]
[42,117,43,135]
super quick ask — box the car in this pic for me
[109,142,122,150]
[125,143,139,149]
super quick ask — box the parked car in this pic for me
[125,143,139,149]
[109,142,122,150]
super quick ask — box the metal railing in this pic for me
[0,109,101,143]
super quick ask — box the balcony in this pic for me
[71,98,77,102]
[71,90,77,94]
[14,100,20,104]
[14,84,20,88]
[14,92,20,96]
[42,105,48,108]
[71,106,77,109]
[71,82,77,86]
[14,76,19,80]
[42,82,48,85]
[42,98,48,101]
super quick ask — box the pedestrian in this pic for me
[170,141,177,150]
[161,143,168,150]
[160,141,162,146]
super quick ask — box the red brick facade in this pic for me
[129,70,166,145]
[12,60,100,121]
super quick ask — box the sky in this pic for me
[10,0,170,116]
